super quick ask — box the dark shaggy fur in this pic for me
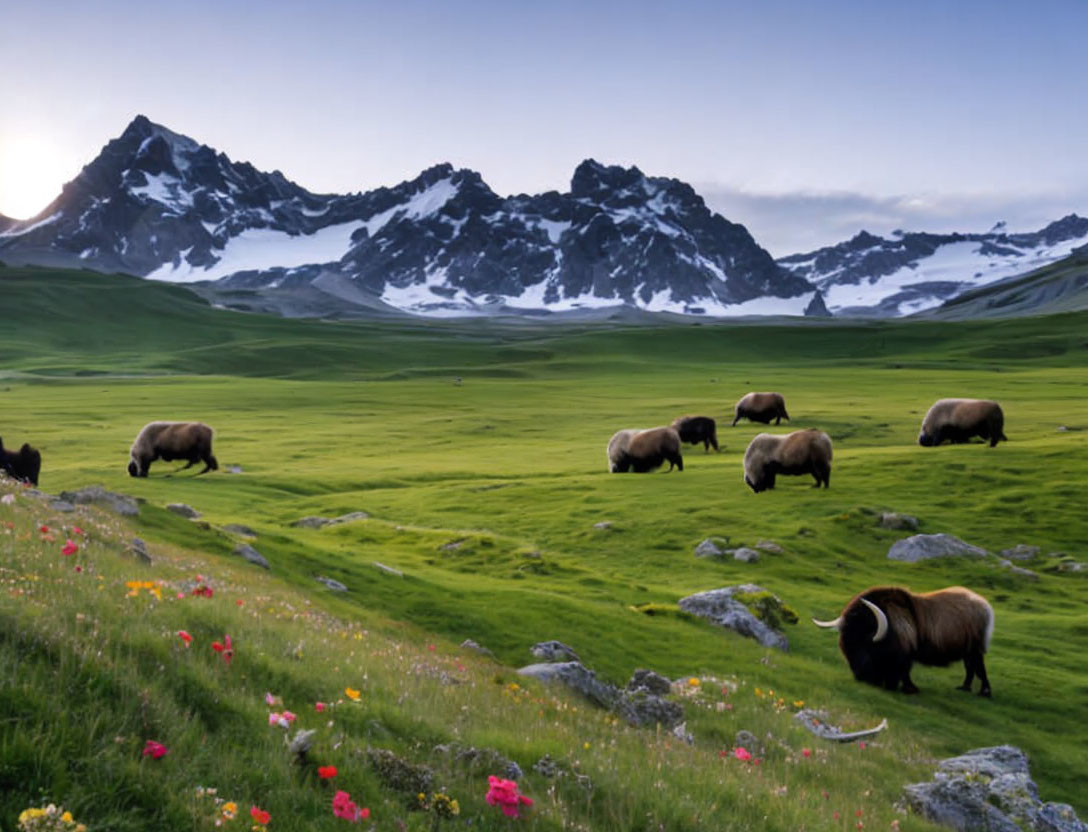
[608,427,683,473]
[128,421,218,478]
[733,392,790,426]
[743,429,831,492]
[0,436,42,486]
[815,586,994,697]
[671,415,719,452]
[918,398,1007,447]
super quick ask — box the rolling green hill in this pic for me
[3,264,1087,830]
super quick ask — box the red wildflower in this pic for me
[250,806,271,825]
[318,765,338,780]
[74,565,82,573]
[191,584,213,598]
[485,776,533,819]
[211,641,224,653]
[61,539,79,556]
[142,740,169,759]
[72,525,84,536]
[177,630,193,646]
[236,599,244,606]
[802,748,812,758]
[39,525,49,533]
[211,635,233,665]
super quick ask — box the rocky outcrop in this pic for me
[530,641,580,663]
[233,543,270,569]
[879,512,919,531]
[166,502,201,519]
[677,584,793,650]
[58,486,139,517]
[888,533,988,562]
[902,746,1087,832]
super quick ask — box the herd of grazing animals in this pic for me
[1,395,1013,697]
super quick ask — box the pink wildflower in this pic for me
[332,790,369,822]
[485,775,533,818]
[315,702,327,712]
[72,525,84,535]
[733,747,752,762]
[802,748,812,758]
[142,740,169,759]
[61,539,78,556]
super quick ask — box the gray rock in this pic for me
[754,540,783,554]
[227,465,243,474]
[1000,544,1040,561]
[58,485,139,517]
[315,575,348,592]
[880,512,919,531]
[530,640,580,662]
[460,639,494,658]
[695,537,730,558]
[627,668,672,695]
[888,533,989,562]
[223,523,257,537]
[439,538,467,550]
[677,585,790,651]
[517,661,619,709]
[49,500,76,512]
[166,502,201,519]
[734,730,763,756]
[327,511,369,525]
[593,521,613,530]
[373,561,403,577]
[533,755,560,777]
[903,745,1087,832]
[292,516,332,529]
[128,537,152,564]
[733,547,761,563]
[233,543,270,569]
[997,559,1039,581]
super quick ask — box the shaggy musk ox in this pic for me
[918,398,1007,447]
[0,436,41,486]
[128,421,218,477]
[671,415,719,452]
[813,586,994,697]
[607,427,683,473]
[733,392,789,426]
[743,429,831,492]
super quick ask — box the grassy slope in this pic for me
[3,265,1088,827]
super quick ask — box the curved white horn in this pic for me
[860,598,888,642]
[811,616,843,630]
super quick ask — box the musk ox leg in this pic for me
[968,653,992,698]
[198,454,219,475]
[775,416,781,425]
[667,452,683,472]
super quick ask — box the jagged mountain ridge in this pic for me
[0,116,819,318]
[778,217,1088,317]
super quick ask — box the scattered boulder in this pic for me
[996,560,1039,581]
[439,538,467,551]
[733,547,760,564]
[166,503,201,519]
[365,749,434,795]
[734,730,764,756]
[328,511,369,526]
[432,743,521,780]
[58,486,139,517]
[233,543,270,570]
[315,575,348,592]
[517,661,618,709]
[695,537,730,558]
[627,669,672,696]
[128,537,152,564]
[292,516,331,529]
[678,585,794,651]
[879,512,919,531]
[227,465,243,474]
[613,688,683,728]
[593,521,613,530]
[460,639,494,658]
[1000,544,1040,561]
[888,533,988,562]
[755,540,783,554]
[902,745,1087,832]
[49,500,76,513]
[530,640,580,663]
[223,523,257,537]
[373,561,403,577]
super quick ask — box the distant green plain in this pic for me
[3,266,1087,809]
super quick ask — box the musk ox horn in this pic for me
[811,615,843,630]
[860,597,889,642]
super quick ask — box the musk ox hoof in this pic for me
[902,683,920,694]
[979,689,992,698]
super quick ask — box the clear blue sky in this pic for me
[2,0,1086,253]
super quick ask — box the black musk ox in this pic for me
[743,429,831,492]
[128,421,218,477]
[733,392,790,426]
[813,586,994,697]
[671,415,719,452]
[607,427,683,473]
[0,436,41,486]
[918,398,1007,447]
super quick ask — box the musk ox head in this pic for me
[814,596,893,687]
[1,439,42,487]
[742,434,778,492]
[127,457,143,478]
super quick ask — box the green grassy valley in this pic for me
[2,265,1087,830]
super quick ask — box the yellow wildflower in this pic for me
[345,687,361,701]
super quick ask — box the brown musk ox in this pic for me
[0,436,42,486]
[671,415,720,452]
[732,391,790,426]
[607,427,683,473]
[813,585,994,697]
[918,398,1006,447]
[743,428,831,492]
[128,421,218,477]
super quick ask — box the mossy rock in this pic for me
[731,590,799,630]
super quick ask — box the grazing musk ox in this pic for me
[813,586,994,697]
[671,415,719,452]
[0,436,42,486]
[128,421,218,477]
[733,392,789,426]
[918,398,1007,447]
[607,427,683,473]
[743,429,831,492]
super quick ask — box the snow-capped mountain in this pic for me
[777,216,1088,317]
[0,116,819,318]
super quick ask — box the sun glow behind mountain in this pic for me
[0,135,63,219]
